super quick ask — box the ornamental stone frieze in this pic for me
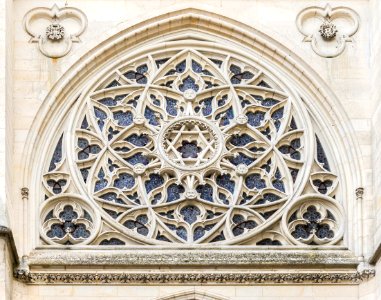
[13,248,375,284]
[296,4,359,57]
[23,4,87,58]
[14,270,375,285]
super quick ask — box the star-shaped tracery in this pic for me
[160,118,221,170]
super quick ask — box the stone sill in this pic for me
[14,247,375,285]
[28,247,358,268]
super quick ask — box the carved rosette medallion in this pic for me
[319,21,338,40]
[46,23,65,41]
[41,47,344,246]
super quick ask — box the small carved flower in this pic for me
[319,20,338,40]
[46,23,65,41]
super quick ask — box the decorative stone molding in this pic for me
[23,4,87,58]
[20,248,360,266]
[14,270,375,285]
[0,226,19,264]
[370,242,381,265]
[12,248,373,286]
[296,4,359,57]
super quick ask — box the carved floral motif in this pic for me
[14,270,375,285]
[319,20,338,40]
[46,23,65,41]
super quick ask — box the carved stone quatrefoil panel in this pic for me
[296,4,359,57]
[23,4,87,58]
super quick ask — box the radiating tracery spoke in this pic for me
[39,47,342,246]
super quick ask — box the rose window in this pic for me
[41,48,343,246]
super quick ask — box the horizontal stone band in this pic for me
[15,270,375,285]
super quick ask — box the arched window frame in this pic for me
[16,8,368,284]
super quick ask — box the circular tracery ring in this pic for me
[42,45,342,246]
[158,116,223,171]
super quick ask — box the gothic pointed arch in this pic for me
[157,290,228,300]
[22,8,362,254]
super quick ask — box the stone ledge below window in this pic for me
[13,247,377,285]
[27,247,359,267]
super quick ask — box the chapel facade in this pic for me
[0,1,381,299]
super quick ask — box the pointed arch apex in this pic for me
[156,290,228,300]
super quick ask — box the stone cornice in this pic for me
[0,226,19,264]
[13,248,375,285]
[14,270,375,285]
[27,248,359,268]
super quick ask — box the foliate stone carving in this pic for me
[14,270,375,285]
[357,263,376,282]
[319,20,338,40]
[46,23,65,41]
[41,47,343,246]
[23,4,87,58]
[296,4,359,57]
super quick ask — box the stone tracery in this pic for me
[40,48,343,246]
